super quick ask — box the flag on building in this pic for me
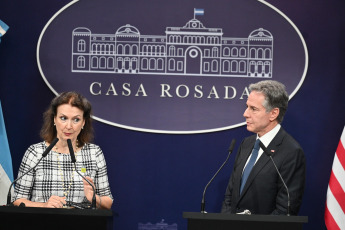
[194,8,204,18]
[325,126,345,229]
[0,100,14,205]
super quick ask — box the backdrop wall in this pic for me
[1,0,344,229]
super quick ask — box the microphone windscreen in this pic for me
[67,139,76,163]
[42,137,59,157]
[228,139,236,152]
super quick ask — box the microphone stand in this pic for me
[67,139,97,209]
[259,141,290,216]
[201,139,236,213]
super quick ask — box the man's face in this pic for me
[243,91,278,137]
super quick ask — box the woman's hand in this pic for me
[43,195,66,208]
[82,176,113,209]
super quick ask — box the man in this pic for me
[221,80,305,215]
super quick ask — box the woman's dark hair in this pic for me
[40,92,93,146]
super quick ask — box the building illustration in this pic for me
[72,12,273,78]
[138,219,178,230]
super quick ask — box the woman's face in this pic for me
[54,103,85,143]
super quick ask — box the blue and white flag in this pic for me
[0,100,14,205]
[0,20,9,43]
[194,8,204,16]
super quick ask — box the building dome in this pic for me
[183,19,206,29]
[73,27,91,34]
[116,24,140,36]
[249,28,272,39]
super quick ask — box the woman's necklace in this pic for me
[54,139,79,154]
[55,141,79,198]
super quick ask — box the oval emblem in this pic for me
[37,0,308,134]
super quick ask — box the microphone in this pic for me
[7,138,59,205]
[201,139,236,213]
[258,141,290,216]
[67,139,96,209]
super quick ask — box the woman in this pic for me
[13,92,113,209]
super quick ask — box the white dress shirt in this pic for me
[243,124,281,170]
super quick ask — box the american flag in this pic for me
[325,126,345,229]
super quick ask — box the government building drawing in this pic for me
[138,219,177,230]
[72,15,273,78]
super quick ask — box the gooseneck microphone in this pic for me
[67,139,96,209]
[258,141,290,216]
[7,137,59,205]
[201,139,236,213]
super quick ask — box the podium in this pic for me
[0,206,114,230]
[183,212,308,230]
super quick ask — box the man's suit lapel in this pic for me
[239,128,286,199]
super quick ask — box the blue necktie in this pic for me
[240,139,260,194]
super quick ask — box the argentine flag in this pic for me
[194,8,204,16]
[0,100,14,205]
[0,20,9,43]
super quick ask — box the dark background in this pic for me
[1,0,344,229]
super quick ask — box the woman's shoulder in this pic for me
[82,142,100,148]
[81,143,102,152]
[81,143,106,159]
[27,141,46,148]
[23,141,47,159]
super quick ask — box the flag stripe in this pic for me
[0,27,6,36]
[326,186,345,229]
[0,165,12,204]
[336,140,345,168]
[0,20,9,37]
[0,101,13,181]
[332,154,345,194]
[328,170,345,213]
[325,205,340,230]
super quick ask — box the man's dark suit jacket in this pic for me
[221,127,306,215]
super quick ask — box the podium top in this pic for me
[0,205,113,217]
[183,212,308,223]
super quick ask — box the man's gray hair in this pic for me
[249,80,289,123]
